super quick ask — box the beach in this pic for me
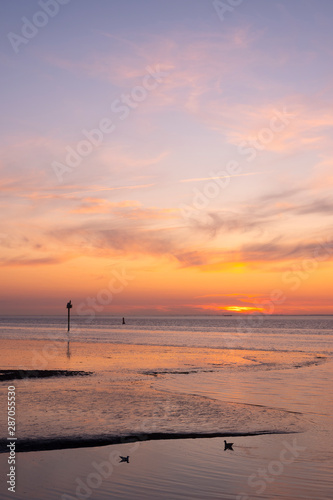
[0,316,332,499]
[3,1,333,497]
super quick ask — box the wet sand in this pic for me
[0,338,323,373]
[0,339,332,499]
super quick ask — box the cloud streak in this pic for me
[179,172,263,183]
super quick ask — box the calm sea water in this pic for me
[0,314,332,352]
[0,315,332,499]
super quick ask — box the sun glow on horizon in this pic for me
[1,1,333,315]
[224,306,265,313]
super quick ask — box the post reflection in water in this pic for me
[66,333,71,360]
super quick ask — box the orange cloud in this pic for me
[71,198,140,214]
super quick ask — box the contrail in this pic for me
[179,171,264,183]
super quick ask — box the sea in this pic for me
[0,315,332,499]
[0,314,332,350]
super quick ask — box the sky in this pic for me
[1,0,333,315]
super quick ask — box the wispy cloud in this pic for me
[179,172,262,183]
[0,255,73,267]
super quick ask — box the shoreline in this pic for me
[0,429,299,454]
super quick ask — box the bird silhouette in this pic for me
[224,440,234,451]
[119,456,129,463]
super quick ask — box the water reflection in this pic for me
[66,330,71,360]
[66,340,71,359]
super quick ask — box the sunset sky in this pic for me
[1,0,333,315]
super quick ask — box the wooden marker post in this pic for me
[66,300,72,332]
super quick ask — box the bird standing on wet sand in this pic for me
[224,440,234,451]
[119,456,130,463]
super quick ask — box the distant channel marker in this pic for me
[66,300,72,332]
